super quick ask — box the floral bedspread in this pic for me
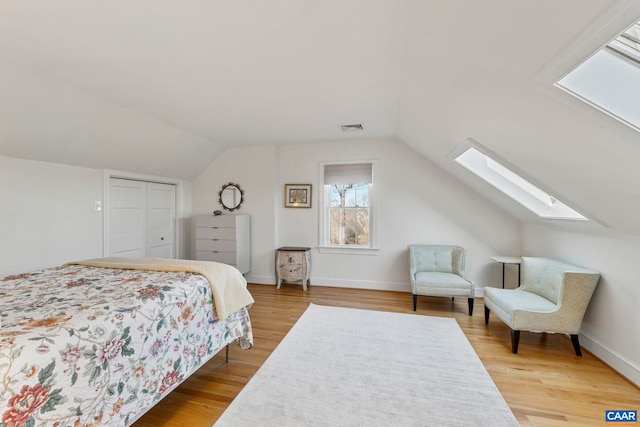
[0,264,253,427]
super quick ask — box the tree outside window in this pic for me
[329,183,369,246]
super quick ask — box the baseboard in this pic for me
[309,278,410,292]
[247,276,410,292]
[244,274,275,285]
[247,276,486,296]
[580,331,640,388]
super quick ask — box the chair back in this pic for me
[520,257,565,304]
[408,245,465,277]
[520,257,599,306]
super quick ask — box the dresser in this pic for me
[195,215,250,274]
[275,247,311,291]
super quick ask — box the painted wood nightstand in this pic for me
[275,247,311,291]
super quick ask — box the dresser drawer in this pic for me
[196,251,237,265]
[195,227,236,240]
[195,215,237,227]
[194,214,250,275]
[196,239,236,252]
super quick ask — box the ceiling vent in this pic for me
[340,123,364,132]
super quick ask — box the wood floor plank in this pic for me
[134,283,640,427]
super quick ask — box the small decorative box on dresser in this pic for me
[275,247,311,291]
[195,215,250,274]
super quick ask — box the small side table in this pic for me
[276,247,311,291]
[490,256,522,288]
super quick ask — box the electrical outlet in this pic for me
[95,201,102,212]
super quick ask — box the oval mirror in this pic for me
[218,182,244,212]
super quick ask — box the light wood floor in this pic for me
[134,283,639,426]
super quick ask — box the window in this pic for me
[319,161,378,253]
[329,183,369,245]
[455,147,587,221]
[556,18,640,132]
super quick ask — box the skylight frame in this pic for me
[607,20,640,64]
[555,17,640,134]
[455,147,588,221]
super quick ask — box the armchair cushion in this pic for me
[414,272,473,297]
[483,287,557,331]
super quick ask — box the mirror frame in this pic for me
[218,182,244,212]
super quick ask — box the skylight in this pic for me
[455,147,587,220]
[556,18,640,132]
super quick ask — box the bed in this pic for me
[0,257,254,427]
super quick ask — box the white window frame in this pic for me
[318,160,379,255]
[454,146,587,221]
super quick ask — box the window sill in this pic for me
[317,246,380,255]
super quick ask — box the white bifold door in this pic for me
[109,178,176,259]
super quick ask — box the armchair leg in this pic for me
[412,294,417,311]
[484,306,490,324]
[467,298,474,316]
[571,334,582,357]
[510,329,520,354]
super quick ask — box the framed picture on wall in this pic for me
[284,184,312,208]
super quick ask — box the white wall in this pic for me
[0,156,104,276]
[191,145,278,283]
[0,156,193,277]
[521,224,640,387]
[277,139,520,291]
[191,139,521,293]
[179,181,193,259]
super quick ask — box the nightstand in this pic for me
[490,256,522,288]
[276,247,311,291]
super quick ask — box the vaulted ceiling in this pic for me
[1,1,640,234]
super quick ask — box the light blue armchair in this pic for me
[408,245,475,315]
[484,257,600,355]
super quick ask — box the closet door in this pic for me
[108,178,176,259]
[146,182,175,258]
[109,178,146,257]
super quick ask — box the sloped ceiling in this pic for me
[1,1,640,234]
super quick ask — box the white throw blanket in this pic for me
[67,257,254,319]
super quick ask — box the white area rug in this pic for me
[214,303,519,427]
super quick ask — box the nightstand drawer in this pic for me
[280,251,304,265]
[279,264,304,281]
